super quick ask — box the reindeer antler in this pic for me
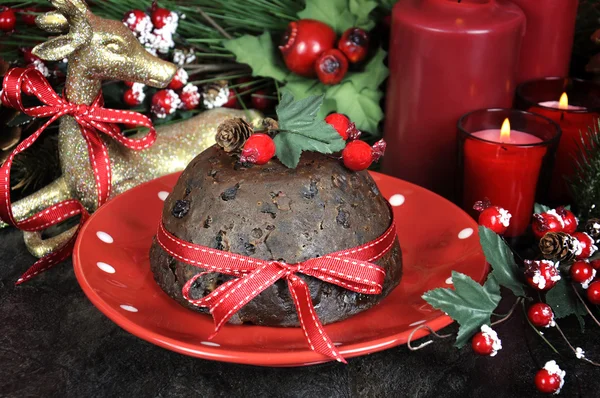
[33,0,92,61]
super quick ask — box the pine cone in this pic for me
[586,218,600,242]
[201,80,229,109]
[216,118,253,153]
[539,232,580,263]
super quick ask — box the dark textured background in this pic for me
[1,227,598,398]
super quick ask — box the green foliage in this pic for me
[345,48,389,91]
[298,0,377,33]
[569,120,600,220]
[223,32,289,81]
[273,92,346,168]
[422,272,501,348]
[325,84,384,134]
[478,226,526,297]
[546,279,587,331]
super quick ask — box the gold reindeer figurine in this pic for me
[1,0,261,257]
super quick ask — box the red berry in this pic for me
[325,113,351,140]
[123,9,150,33]
[573,232,598,260]
[338,27,370,63]
[342,140,373,171]
[588,281,600,305]
[590,259,600,270]
[525,260,560,291]
[21,7,39,26]
[315,49,349,85]
[555,206,578,234]
[151,7,172,29]
[151,89,180,118]
[279,19,336,77]
[478,206,511,235]
[240,134,276,165]
[535,361,564,394]
[21,48,40,64]
[250,89,275,111]
[222,90,240,109]
[527,303,554,328]
[570,260,596,286]
[0,7,16,32]
[471,332,494,356]
[532,211,565,240]
[124,81,135,87]
[123,89,141,106]
[168,68,188,90]
[180,84,200,110]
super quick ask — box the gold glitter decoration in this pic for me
[1,0,262,257]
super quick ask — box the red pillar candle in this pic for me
[516,78,600,204]
[383,0,525,200]
[458,109,560,237]
[508,0,578,83]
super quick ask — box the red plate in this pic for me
[73,171,487,367]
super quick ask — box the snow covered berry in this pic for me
[525,260,561,291]
[471,324,502,356]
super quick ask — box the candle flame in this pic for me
[500,118,511,141]
[559,92,569,110]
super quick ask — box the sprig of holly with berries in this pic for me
[421,202,600,394]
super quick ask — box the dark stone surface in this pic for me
[1,226,598,397]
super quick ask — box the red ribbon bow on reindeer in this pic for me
[1,67,157,284]
[156,216,397,363]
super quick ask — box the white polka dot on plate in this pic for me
[158,191,169,201]
[409,320,426,327]
[96,231,114,244]
[201,341,220,347]
[458,228,474,239]
[120,305,138,312]
[389,194,405,207]
[445,277,453,285]
[97,262,115,274]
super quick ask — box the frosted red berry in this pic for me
[570,260,596,286]
[590,259,600,270]
[338,27,369,63]
[588,281,600,305]
[325,113,351,140]
[21,48,40,64]
[250,89,274,111]
[0,7,16,32]
[525,260,560,291]
[240,134,276,165]
[279,19,336,77]
[315,49,349,85]
[535,361,565,395]
[151,89,180,118]
[555,206,578,234]
[179,84,200,110]
[151,7,172,29]
[471,332,494,356]
[342,140,373,171]
[477,206,511,235]
[123,89,142,106]
[532,212,564,240]
[168,68,188,90]
[222,90,240,109]
[573,232,598,260]
[123,9,149,32]
[527,303,554,328]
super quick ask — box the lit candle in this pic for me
[459,110,560,237]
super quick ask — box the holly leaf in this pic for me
[349,0,378,30]
[478,226,526,297]
[297,0,356,34]
[345,47,389,91]
[325,82,383,134]
[223,32,288,82]
[274,92,346,168]
[422,272,501,348]
[546,279,587,330]
[283,75,327,100]
[534,203,551,214]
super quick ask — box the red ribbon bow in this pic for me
[156,216,397,363]
[1,67,157,284]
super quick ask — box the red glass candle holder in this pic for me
[458,109,561,237]
[516,77,600,204]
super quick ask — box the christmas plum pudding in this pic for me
[149,145,402,326]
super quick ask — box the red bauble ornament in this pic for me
[325,113,351,140]
[250,89,274,111]
[240,133,276,165]
[527,303,554,328]
[342,140,373,171]
[151,7,172,29]
[0,7,16,32]
[478,206,511,235]
[222,90,240,109]
[123,9,149,32]
[151,89,181,118]
[573,232,598,260]
[535,361,565,395]
[525,260,560,291]
[587,281,600,305]
[123,89,142,106]
[21,7,39,26]
[338,27,370,63]
[315,49,349,85]
[570,260,596,287]
[168,68,188,90]
[555,206,578,234]
[180,84,200,110]
[279,19,336,77]
[532,211,565,240]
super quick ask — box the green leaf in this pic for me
[534,203,551,214]
[223,32,288,82]
[478,226,526,297]
[422,272,501,348]
[349,0,378,30]
[345,47,389,91]
[274,92,346,168]
[297,0,356,34]
[546,278,587,330]
[379,0,399,10]
[325,82,383,134]
[283,75,327,100]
